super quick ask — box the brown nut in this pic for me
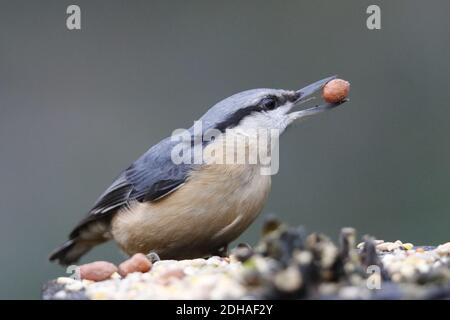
[79,261,118,281]
[322,79,350,103]
[118,253,152,277]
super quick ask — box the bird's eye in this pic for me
[259,97,278,111]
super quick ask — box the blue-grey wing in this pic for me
[70,137,193,237]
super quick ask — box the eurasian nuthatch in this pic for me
[50,76,348,265]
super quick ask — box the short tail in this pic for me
[49,215,112,265]
[49,238,95,266]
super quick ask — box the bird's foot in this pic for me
[236,242,253,250]
[146,251,161,263]
[212,245,229,258]
[232,243,254,262]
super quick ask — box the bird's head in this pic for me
[200,75,348,135]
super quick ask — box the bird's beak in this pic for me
[288,75,348,121]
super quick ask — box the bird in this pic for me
[49,76,348,265]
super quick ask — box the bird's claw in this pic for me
[146,251,161,263]
[212,245,229,257]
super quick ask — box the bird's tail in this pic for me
[49,238,95,266]
[50,218,111,266]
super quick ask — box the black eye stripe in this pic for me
[214,104,261,132]
[258,93,295,110]
[214,93,293,132]
[259,97,278,110]
[287,92,300,102]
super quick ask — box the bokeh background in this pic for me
[0,0,449,299]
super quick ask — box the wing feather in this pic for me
[70,137,193,238]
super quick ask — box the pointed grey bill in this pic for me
[295,75,337,102]
[295,99,349,118]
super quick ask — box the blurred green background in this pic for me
[0,0,449,299]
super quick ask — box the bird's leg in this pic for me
[212,244,229,257]
[236,242,253,250]
[146,251,161,263]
